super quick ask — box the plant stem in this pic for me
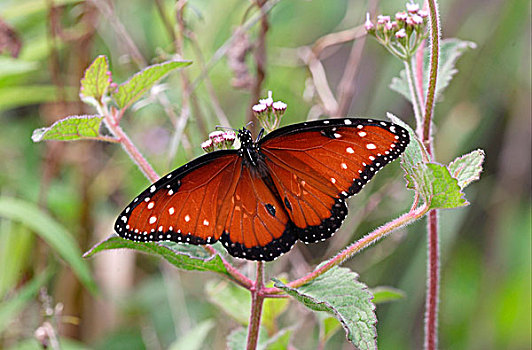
[404,58,423,129]
[247,261,265,350]
[102,113,159,182]
[263,201,430,294]
[422,0,441,349]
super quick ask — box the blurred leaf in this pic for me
[84,236,230,275]
[7,337,91,350]
[317,314,342,345]
[169,319,215,350]
[227,327,260,350]
[274,267,376,349]
[390,38,476,103]
[0,197,96,294]
[0,85,75,111]
[205,280,249,325]
[112,60,192,109]
[31,115,108,142]
[448,149,485,189]
[370,286,406,304]
[262,295,289,334]
[0,269,52,333]
[263,328,293,350]
[80,55,110,105]
[0,57,38,79]
[0,221,34,298]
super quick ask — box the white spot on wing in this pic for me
[185,215,190,222]
[203,219,210,226]
[330,177,337,184]
[366,143,377,149]
[358,131,367,137]
[150,185,156,193]
[344,119,352,125]
[334,133,342,138]
[168,189,174,195]
[149,216,157,224]
[169,207,175,215]
[346,147,354,154]
[121,216,127,223]
[341,163,348,169]
[147,202,154,209]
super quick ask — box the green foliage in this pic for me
[112,60,192,110]
[0,86,75,112]
[31,115,105,142]
[84,236,230,275]
[80,55,110,105]
[370,286,406,304]
[0,197,96,294]
[168,320,215,350]
[390,39,476,103]
[274,267,377,350]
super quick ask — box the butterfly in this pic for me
[114,118,409,261]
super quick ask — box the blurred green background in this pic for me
[0,0,530,349]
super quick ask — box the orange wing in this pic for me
[115,152,241,246]
[260,118,409,243]
[219,165,296,260]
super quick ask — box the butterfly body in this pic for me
[115,118,409,261]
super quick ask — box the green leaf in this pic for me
[0,197,96,294]
[370,286,406,304]
[112,60,192,110]
[169,320,215,350]
[0,269,53,333]
[318,314,342,345]
[0,57,39,79]
[390,38,476,103]
[425,163,468,209]
[448,149,485,189]
[274,267,376,349]
[205,280,249,325]
[80,55,110,104]
[84,236,230,275]
[31,115,107,142]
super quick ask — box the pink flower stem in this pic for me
[422,0,441,349]
[246,261,265,350]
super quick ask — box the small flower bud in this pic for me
[201,139,214,153]
[252,103,268,115]
[395,28,407,38]
[418,10,429,18]
[222,131,236,148]
[406,2,420,13]
[259,91,273,107]
[411,14,424,25]
[364,13,375,31]
[272,101,287,112]
[377,15,391,24]
[395,11,408,21]
[208,130,225,142]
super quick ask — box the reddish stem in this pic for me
[246,261,265,350]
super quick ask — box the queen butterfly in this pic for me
[114,118,409,261]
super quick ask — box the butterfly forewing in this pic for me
[115,152,241,245]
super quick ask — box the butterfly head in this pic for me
[237,127,254,148]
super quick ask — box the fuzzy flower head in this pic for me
[202,130,237,153]
[252,91,287,133]
[365,2,428,61]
